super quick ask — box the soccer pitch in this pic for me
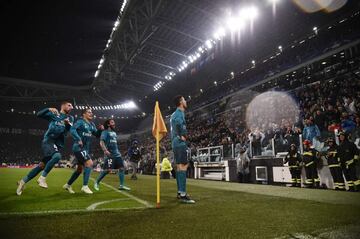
[0,168,360,239]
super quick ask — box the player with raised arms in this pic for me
[16,101,74,195]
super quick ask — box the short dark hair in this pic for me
[173,95,183,107]
[61,101,72,106]
[81,108,91,115]
[103,119,114,129]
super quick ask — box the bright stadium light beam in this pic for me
[213,27,226,40]
[240,6,259,21]
[226,16,245,32]
[205,40,213,49]
[268,0,280,16]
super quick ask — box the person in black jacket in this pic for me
[325,138,345,191]
[284,144,301,187]
[301,140,320,188]
[337,131,359,192]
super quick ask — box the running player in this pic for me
[93,119,130,191]
[16,101,74,195]
[63,108,103,194]
[170,95,195,203]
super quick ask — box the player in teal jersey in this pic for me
[170,95,195,204]
[94,119,130,191]
[16,101,74,196]
[63,108,103,194]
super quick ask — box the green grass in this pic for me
[0,168,359,239]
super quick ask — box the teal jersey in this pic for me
[101,129,121,157]
[170,108,187,149]
[70,118,101,153]
[37,108,74,149]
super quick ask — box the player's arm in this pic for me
[100,140,111,156]
[70,120,83,147]
[100,131,111,156]
[36,108,58,121]
[92,123,104,138]
[64,116,74,132]
[177,117,187,142]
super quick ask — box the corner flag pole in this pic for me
[155,101,161,208]
[153,101,167,209]
[156,122,161,208]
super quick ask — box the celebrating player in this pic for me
[16,101,74,195]
[63,108,103,194]
[93,119,130,191]
[170,95,195,203]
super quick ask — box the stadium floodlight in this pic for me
[100,58,104,64]
[278,45,282,52]
[33,110,36,114]
[213,27,226,40]
[200,89,203,93]
[226,16,245,32]
[120,0,128,12]
[94,70,99,78]
[322,61,326,65]
[240,6,259,21]
[114,20,120,27]
[205,40,213,49]
[214,81,217,86]
[251,60,256,66]
[188,55,194,63]
[196,52,201,58]
[313,26,318,34]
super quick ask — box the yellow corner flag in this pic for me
[152,101,167,208]
[152,101,168,141]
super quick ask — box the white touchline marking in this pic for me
[90,178,153,208]
[0,207,148,216]
[86,198,130,210]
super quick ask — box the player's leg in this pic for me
[173,148,182,198]
[37,142,61,188]
[175,146,194,204]
[63,163,83,194]
[16,161,46,196]
[116,156,130,191]
[94,157,111,191]
[81,158,93,194]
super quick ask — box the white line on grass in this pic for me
[90,178,153,208]
[86,198,131,210]
[0,207,148,216]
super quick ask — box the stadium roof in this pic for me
[0,0,359,107]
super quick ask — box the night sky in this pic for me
[0,0,119,86]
